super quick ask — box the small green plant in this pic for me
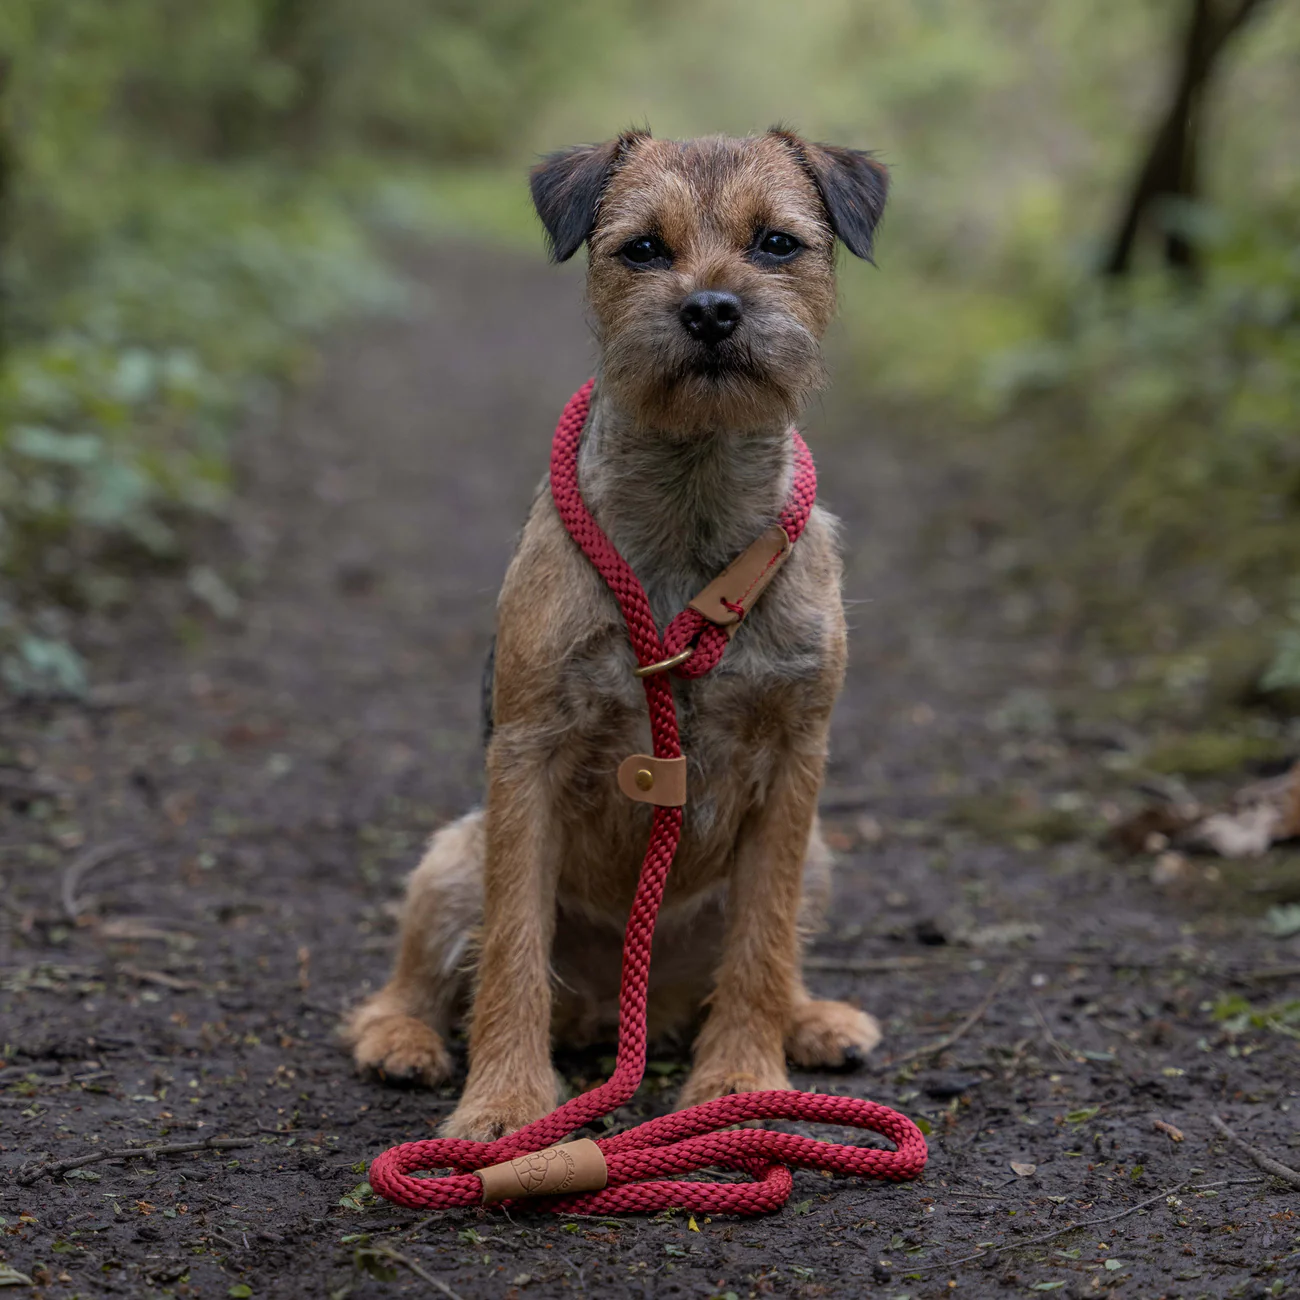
[1211,993,1300,1040]
[337,1180,373,1211]
[1261,587,1300,695]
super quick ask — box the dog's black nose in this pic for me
[678,290,742,346]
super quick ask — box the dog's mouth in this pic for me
[676,341,767,384]
[599,309,823,428]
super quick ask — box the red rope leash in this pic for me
[368,381,926,1214]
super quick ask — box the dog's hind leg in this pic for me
[343,811,483,1087]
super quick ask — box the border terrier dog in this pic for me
[345,128,889,1141]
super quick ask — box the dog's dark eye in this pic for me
[618,235,671,268]
[755,231,801,261]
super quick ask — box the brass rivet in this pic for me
[634,768,654,791]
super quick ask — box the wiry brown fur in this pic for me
[344,129,888,1140]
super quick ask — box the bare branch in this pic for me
[17,1136,255,1186]
[887,964,1019,1066]
[1210,1114,1300,1189]
[61,839,140,921]
[359,1246,466,1300]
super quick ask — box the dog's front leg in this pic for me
[442,755,560,1141]
[677,748,824,1107]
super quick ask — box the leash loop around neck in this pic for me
[366,381,926,1215]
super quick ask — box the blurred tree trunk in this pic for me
[1104,0,1269,278]
[259,0,330,153]
[213,0,330,157]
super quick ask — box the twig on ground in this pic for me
[1210,1114,1300,1189]
[804,953,1223,975]
[554,1252,586,1290]
[360,1245,466,1299]
[0,770,67,798]
[299,997,344,1016]
[999,1035,1033,1084]
[1029,996,1077,1066]
[17,1136,254,1185]
[817,788,876,813]
[912,1177,1264,1273]
[889,964,1019,1066]
[116,963,204,992]
[1247,964,1300,982]
[61,839,139,920]
[804,955,942,974]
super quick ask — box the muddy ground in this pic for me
[2,246,1298,1300]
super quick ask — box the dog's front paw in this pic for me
[441,1083,557,1142]
[349,1013,454,1088]
[785,999,881,1070]
[676,1060,792,1111]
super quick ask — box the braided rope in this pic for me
[368,381,926,1214]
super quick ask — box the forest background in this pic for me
[1,0,1297,737]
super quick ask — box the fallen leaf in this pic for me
[1151,851,1192,888]
[0,1263,34,1287]
[1153,1119,1185,1142]
[1104,1258,1126,1271]
[1265,903,1300,939]
[956,921,1042,950]
[1109,804,1197,855]
[687,1215,699,1232]
[1191,763,1300,858]
[1196,805,1282,857]
[1113,761,1300,860]
[1010,1161,1037,1177]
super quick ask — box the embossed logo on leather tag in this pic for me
[477,1138,608,1203]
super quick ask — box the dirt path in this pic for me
[2,247,1297,1299]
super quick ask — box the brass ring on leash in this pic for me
[633,646,695,678]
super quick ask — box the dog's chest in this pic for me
[559,579,826,809]
[551,617,824,922]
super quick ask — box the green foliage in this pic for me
[1142,727,1291,777]
[1262,585,1300,695]
[535,0,1300,705]
[0,0,622,694]
[0,163,402,692]
[1211,993,1300,1039]
[980,210,1300,640]
[2,0,1297,703]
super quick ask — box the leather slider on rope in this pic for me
[477,1139,608,1204]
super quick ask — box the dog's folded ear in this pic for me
[769,130,889,262]
[530,130,649,263]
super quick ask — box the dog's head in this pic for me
[531,129,887,432]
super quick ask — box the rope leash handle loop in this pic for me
[368,382,927,1215]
